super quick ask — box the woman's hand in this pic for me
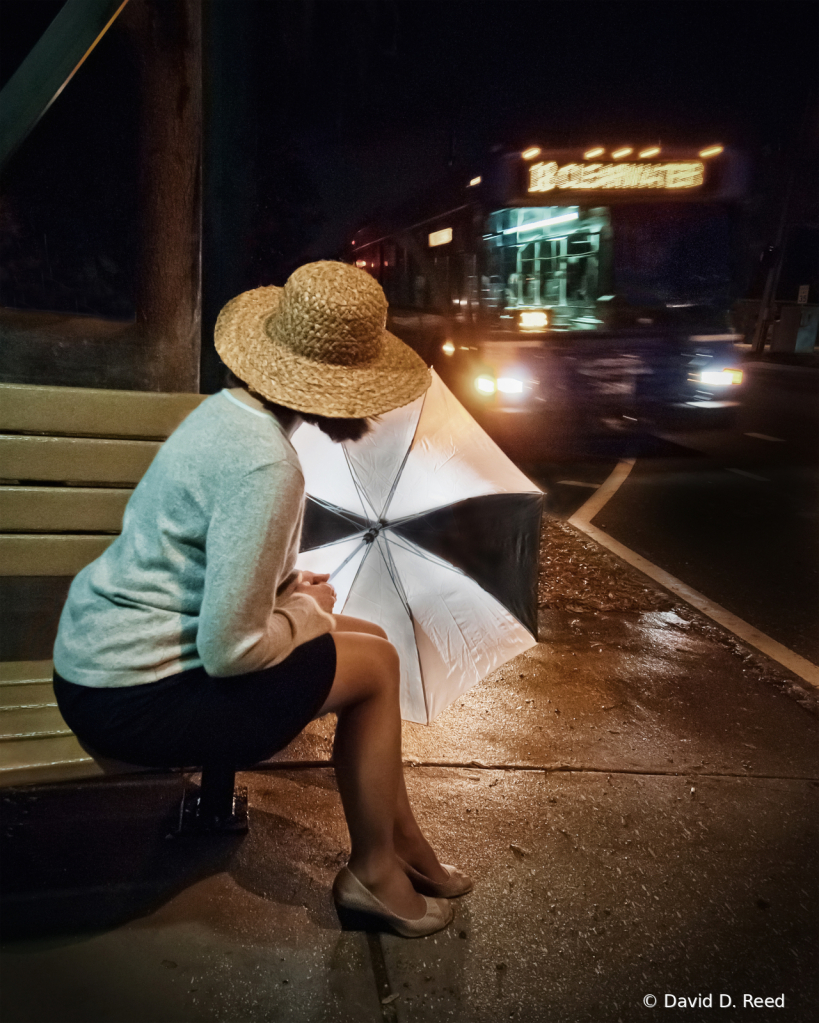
[299,570,329,586]
[295,573,336,613]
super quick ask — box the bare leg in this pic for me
[328,616,449,882]
[393,775,450,882]
[316,630,426,918]
[331,613,389,637]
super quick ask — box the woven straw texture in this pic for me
[215,262,430,418]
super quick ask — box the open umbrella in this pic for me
[293,370,544,723]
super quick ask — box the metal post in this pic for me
[173,762,248,835]
[0,0,131,170]
[198,763,237,822]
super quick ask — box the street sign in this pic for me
[797,285,809,304]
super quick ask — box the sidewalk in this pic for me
[1,521,817,1023]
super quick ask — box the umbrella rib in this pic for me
[385,532,537,638]
[378,440,415,521]
[379,388,428,521]
[336,540,376,616]
[383,531,464,576]
[342,447,378,523]
[327,538,369,583]
[307,496,371,532]
[374,540,428,720]
[388,539,486,681]
[383,534,494,679]
[387,493,538,530]
[407,606,430,724]
[375,536,412,618]
[387,506,453,529]
[304,533,366,553]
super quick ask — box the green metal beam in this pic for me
[0,0,130,170]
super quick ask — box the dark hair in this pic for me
[222,368,372,443]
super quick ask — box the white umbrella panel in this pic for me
[294,370,544,724]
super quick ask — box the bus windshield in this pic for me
[483,203,732,330]
[484,206,609,328]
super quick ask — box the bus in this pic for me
[347,144,748,452]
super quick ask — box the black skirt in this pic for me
[53,633,337,769]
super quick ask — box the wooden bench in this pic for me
[0,383,205,789]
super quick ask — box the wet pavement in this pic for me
[2,524,818,1023]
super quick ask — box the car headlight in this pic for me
[442,341,456,356]
[497,376,524,394]
[699,368,743,386]
[519,311,548,330]
[475,374,496,394]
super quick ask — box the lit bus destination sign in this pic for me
[528,160,705,192]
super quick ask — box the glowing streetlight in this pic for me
[638,146,661,158]
[584,147,605,159]
[699,145,724,158]
[521,147,541,160]
[612,147,633,159]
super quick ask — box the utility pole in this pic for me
[750,165,794,355]
[749,92,814,357]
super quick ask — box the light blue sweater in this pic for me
[54,391,335,687]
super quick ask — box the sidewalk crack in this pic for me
[400,759,819,782]
[366,932,399,1023]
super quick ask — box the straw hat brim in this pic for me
[215,285,431,418]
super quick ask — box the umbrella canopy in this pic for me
[294,370,544,723]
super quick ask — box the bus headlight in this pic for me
[475,374,496,394]
[699,368,743,386]
[497,376,524,394]
[519,311,548,330]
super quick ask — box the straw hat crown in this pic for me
[215,260,430,418]
[268,261,386,366]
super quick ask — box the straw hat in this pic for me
[215,261,431,418]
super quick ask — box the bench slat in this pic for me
[0,734,103,786]
[0,486,131,533]
[0,435,160,485]
[0,534,115,576]
[0,704,68,739]
[0,661,53,683]
[0,383,205,439]
[0,682,55,709]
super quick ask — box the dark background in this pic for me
[1,0,817,319]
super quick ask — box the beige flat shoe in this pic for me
[333,866,454,938]
[398,857,474,898]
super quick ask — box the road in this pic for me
[523,360,819,666]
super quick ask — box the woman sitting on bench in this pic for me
[52,261,470,938]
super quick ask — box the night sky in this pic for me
[1,0,816,314]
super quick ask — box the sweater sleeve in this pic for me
[197,459,335,677]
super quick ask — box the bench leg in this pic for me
[172,764,249,836]
[199,763,238,820]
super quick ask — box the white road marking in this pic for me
[727,468,769,482]
[569,459,819,691]
[557,480,601,489]
[567,458,635,522]
[745,432,785,442]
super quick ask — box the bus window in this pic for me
[484,206,611,325]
